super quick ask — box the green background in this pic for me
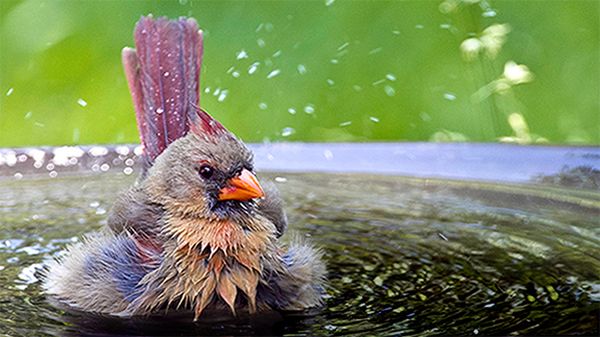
[0,0,598,147]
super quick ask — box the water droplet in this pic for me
[353,85,362,92]
[272,50,282,57]
[274,176,287,183]
[386,73,397,81]
[89,146,109,157]
[372,79,385,86]
[255,23,264,32]
[257,38,265,48]
[6,88,13,96]
[482,9,497,17]
[323,150,333,160]
[443,92,457,101]
[115,146,130,156]
[304,104,315,114]
[325,0,335,6]
[339,121,352,127]
[288,108,297,115]
[163,71,170,77]
[100,163,110,172]
[281,127,295,137]
[420,112,431,122]
[267,69,280,79]
[236,49,248,60]
[337,42,349,51]
[327,79,335,86]
[124,167,133,175]
[77,98,88,107]
[248,62,259,75]
[330,59,339,64]
[415,24,424,29]
[324,324,337,331]
[217,90,228,102]
[204,87,211,94]
[232,71,240,78]
[24,111,32,119]
[368,47,382,55]
[297,64,307,75]
[49,171,58,178]
[440,23,451,29]
[156,107,164,114]
[384,85,396,96]
[392,30,401,35]
[370,116,380,123]
[259,102,268,110]
[133,145,144,156]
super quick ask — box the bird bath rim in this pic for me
[0,142,598,187]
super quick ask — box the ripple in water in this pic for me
[0,171,598,335]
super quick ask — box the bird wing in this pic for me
[122,16,203,170]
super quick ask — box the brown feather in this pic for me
[217,273,238,315]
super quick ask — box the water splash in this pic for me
[304,104,315,114]
[236,49,248,60]
[297,64,307,75]
[248,62,260,75]
[267,69,281,79]
[443,92,457,101]
[384,86,396,96]
[281,127,295,137]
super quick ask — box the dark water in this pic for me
[0,169,598,336]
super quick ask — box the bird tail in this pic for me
[122,15,203,168]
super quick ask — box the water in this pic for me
[0,145,598,335]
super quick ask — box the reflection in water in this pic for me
[0,171,598,335]
[534,166,600,191]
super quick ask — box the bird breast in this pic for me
[145,216,277,318]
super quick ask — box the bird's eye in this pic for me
[198,165,214,179]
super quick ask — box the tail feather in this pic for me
[123,16,203,167]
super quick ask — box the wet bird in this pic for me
[43,16,325,320]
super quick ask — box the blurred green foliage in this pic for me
[0,0,598,146]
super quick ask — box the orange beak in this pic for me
[218,169,264,201]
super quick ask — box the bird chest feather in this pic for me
[127,215,277,319]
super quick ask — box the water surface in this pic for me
[0,167,598,335]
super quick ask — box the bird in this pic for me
[42,15,326,320]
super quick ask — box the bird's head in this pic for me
[142,108,264,224]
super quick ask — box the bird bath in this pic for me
[0,143,598,336]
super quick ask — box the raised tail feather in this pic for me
[122,16,204,168]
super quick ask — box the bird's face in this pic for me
[144,131,264,223]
